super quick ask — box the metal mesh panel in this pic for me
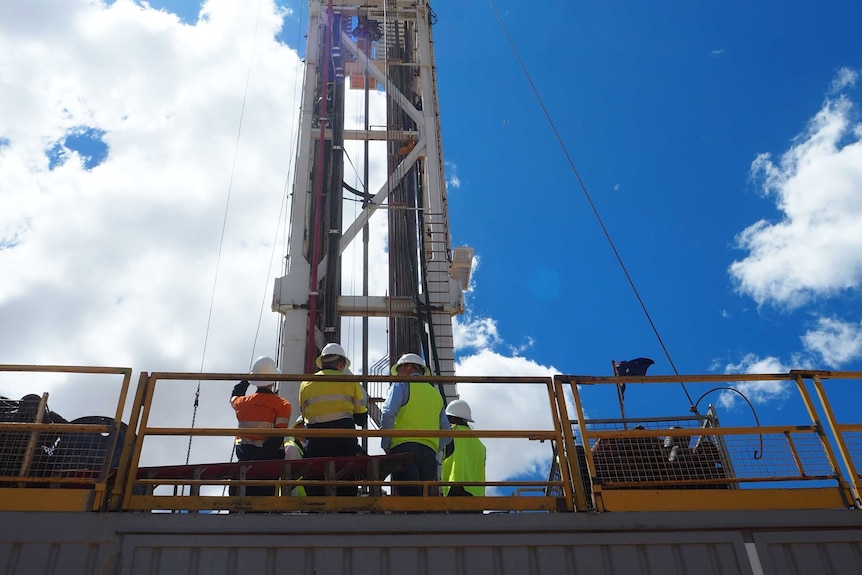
[719,432,833,480]
[1,404,122,483]
[0,397,45,478]
[577,416,726,488]
[546,456,562,496]
[841,430,862,478]
[1,431,117,481]
[575,416,835,489]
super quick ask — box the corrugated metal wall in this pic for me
[2,510,861,575]
[120,532,749,575]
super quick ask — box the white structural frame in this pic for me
[272,0,467,408]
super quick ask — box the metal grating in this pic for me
[842,430,862,478]
[1,400,124,483]
[575,414,837,489]
[575,415,731,489]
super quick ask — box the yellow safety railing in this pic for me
[559,371,860,512]
[119,371,572,514]
[808,371,862,508]
[3,365,861,514]
[0,365,133,511]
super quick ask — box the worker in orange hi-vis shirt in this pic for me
[229,356,292,496]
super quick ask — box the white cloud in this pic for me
[726,70,862,392]
[6,1,858,503]
[445,161,460,189]
[802,317,862,367]
[0,0,300,413]
[715,314,862,408]
[729,76,862,309]
[830,67,858,94]
[455,348,560,489]
[453,315,501,350]
[716,354,795,409]
[0,0,561,492]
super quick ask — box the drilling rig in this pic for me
[271,0,472,418]
[3,6,862,573]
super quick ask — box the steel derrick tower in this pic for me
[272,1,471,416]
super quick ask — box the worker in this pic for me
[283,416,307,497]
[299,342,368,496]
[230,356,292,496]
[284,416,307,460]
[442,399,486,499]
[381,353,450,496]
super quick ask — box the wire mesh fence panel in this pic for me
[1,396,128,485]
[1,396,53,480]
[573,417,836,489]
[1,428,123,482]
[573,416,730,488]
[717,432,833,480]
[841,430,862,479]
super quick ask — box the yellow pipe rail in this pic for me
[119,371,569,514]
[3,366,862,513]
[811,374,862,507]
[0,365,133,511]
[557,371,862,511]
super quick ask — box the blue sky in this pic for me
[446,1,862,429]
[437,1,862,373]
[438,3,862,401]
[2,0,862,484]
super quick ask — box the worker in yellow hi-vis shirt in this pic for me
[299,342,367,496]
[442,399,486,498]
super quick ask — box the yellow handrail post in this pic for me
[792,372,855,508]
[552,376,586,512]
[121,372,157,511]
[16,393,49,485]
[568,376,602,512]
[111,371,150,510]
[811,374,861,508]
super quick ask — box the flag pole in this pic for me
[612,360,628,429]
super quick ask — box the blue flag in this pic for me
[613,357,654,400]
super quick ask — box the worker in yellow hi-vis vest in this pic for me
[381,353,451,496]
[442,399,486,498]
[283,416,306,497]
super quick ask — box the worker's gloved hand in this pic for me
[231,380,250,397]
[353,412,368,428]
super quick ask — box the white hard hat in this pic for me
[315,342,351,369]
[390,352,431,376]
[251,356,279,387]
[445,399,473,422]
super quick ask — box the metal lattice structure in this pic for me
[272,1,471,416]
